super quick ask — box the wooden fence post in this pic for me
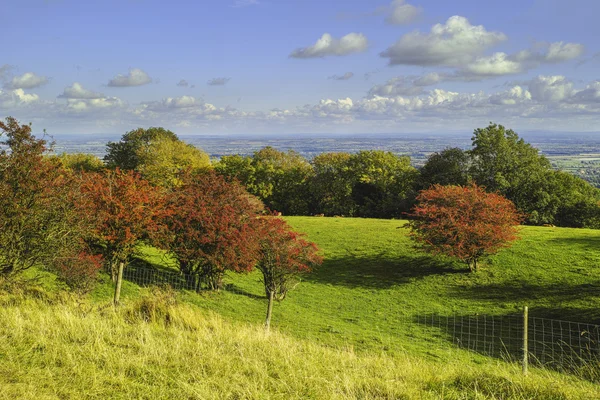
[114,261,124,307]
[523,305,529,375]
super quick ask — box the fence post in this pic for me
[523,305,528,375]
[114,261,125,307]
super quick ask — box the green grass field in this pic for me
[107,217,600,356]
[2,217,600,398]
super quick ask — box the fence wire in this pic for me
[120,265,600,375]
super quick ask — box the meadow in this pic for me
[2,217,600,398]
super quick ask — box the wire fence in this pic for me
[120,264,600,376]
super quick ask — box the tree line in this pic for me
[0,117,321,328]
[54,122,600,228]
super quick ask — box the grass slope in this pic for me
[113,218,600,358]
[0,294,598,399]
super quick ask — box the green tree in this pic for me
[310,152,355,216]
[349,150,418,218]
[104,127,210,187]
[417,147,470,190]
[216,147,313,215]
[52,152,105,173]
[469,123,553,224]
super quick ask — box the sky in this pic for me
[1,0,599,135]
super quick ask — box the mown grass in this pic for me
[0,292,599,399]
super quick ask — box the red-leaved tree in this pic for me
[164,171,264,291]
[254,216,322,329]
[408,184,521,272]
[79,168,169,303]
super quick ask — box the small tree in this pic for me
[165,171,264,291]
[254,217,322,329]
[408,184,521,272]
[79,169,168,304]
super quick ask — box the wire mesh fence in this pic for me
[120,265,600,376]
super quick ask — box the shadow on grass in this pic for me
[448,280,600,323]
[548,236,600,251]
[224,283,265,300]
[413,312,600,381]
[305,251,465,289]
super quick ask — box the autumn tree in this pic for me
[254,216,322,329]
[408,184,521,272]
[0,117,90,279]
[52,152,105,173]
[79,169,168,304]
[164,171,264,291]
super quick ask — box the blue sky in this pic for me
[1,0,599,134]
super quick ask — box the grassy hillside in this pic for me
[1,294,599,399]
[3,217,600,398]
[105,217,600,358]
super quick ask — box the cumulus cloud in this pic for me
[454,41,585,79]
[107,68,152,87]
[385,0,421,25]
[489,86,532,105]
[413,72,443,86]
[328,72,354,80]
[143,95,202,111]
[368,77,424,97]
[290,32,368,58]
[58,82,105,99]
[177,79,189,87]
[4,72,50,89]
[569,81,600,103]
[65,97,124,112]
[381,16,506,67]
[207,77,231,86]
[0,88,40,108]
[528,75,575,102]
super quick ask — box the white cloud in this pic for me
[413,72,442,86]
[328,72,354,80]
[385,0,421,25]
[542,42,585,63]
[143,95,202,111]
[207,77,231,86]
[489,86,532,105]
[570,81,600,103]
[290,32,368,58]
[381,16,506,66]
[58,82,105,99]
[0,64,13,81]
[5,72,50,89]
[0,88,40,108]
[369,77,424,97]
[463,52,524,76]
[66,97,124,112]
[177,79,189,87]
[528,75,575,102]
[107,68,152,87]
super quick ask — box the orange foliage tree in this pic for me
[408,184,521,272]
[79,169,169,302]
[164,171,264,291]
[254,216,322,329]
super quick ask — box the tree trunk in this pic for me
[113,261,124,306]
[265,290,274,331]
